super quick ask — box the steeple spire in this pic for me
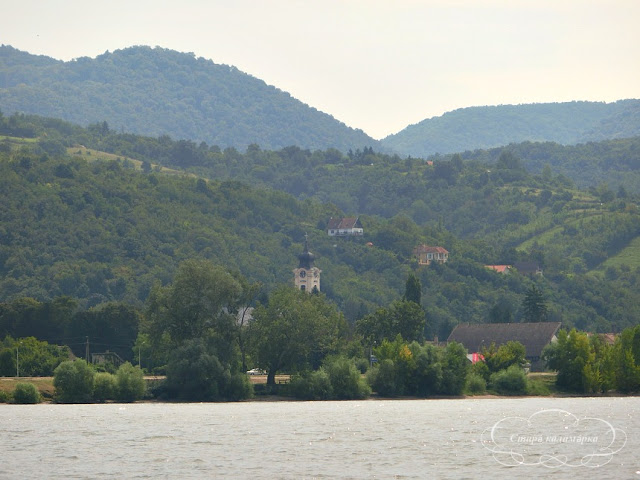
[298,233,315,269]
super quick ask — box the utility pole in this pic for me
[85,336,90,364]
[16,344,19,378]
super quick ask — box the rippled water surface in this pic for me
[1,397,638,479]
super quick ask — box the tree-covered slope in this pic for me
[0,45,377,152]
[2,113,640,336]
[381,100,640,157]
[455,136,640,193]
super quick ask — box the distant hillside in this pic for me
[381,101,640,157]
[0,45,378,152]
[3,114,640,334]
[455,136,640,193]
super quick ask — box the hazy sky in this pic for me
[2,0,639,139]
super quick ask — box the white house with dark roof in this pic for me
[327,217,363,236]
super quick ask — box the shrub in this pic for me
[325,356,371,400]
[13,382,41,404]
[470,361,490,382]
[0,390,11,403]
[164,339,252,401]
[93,372,117,402]
[490,365,528,395]
[367,359,400,397]
[221,370,253,401]
[290,369,333,400]
[115,362,145,402]
[355,357,369,374]
[465,373,487,395]
[53,359,95,403]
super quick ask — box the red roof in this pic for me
[413,245,449,254]
[485,265,511,273]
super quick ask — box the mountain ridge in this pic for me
[0,44,378,152]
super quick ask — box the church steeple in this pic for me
[298,234,316,269]
[293,234,321,292]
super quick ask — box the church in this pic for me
[293,235,321,293]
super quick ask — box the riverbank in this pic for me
[2,372,637,403]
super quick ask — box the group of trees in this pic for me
[542,325,640,393]
[53,359,145,403]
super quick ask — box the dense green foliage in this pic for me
[53,359,95,403]
[543,326,640,393]
[142,260,253,400]
[489,365,528,395]
[0,297,139,362]
[115,362,145,402]
[1,111,640,340]
[289,355,370,400]
[458,136,640,193]
[251,286,347,384]
[12,382,41,404]
[0,45,377,152]
[0,335,70,376]
[382,100,640,157]
[93,372,117,402]
[163,339,252,401]
[367,337,469,397]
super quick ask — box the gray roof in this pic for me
[447,322,562,358]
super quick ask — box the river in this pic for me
[0,397,638,479]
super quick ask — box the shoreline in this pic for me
[2,376,638,405]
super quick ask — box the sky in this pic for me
[2,0,639,139]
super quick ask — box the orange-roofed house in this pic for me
[485,265,512,274]
[413,244,449,265]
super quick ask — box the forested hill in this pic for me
[382,100,640,157]
[2,113,640,336]
[0,45,378,152]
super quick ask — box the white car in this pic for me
[246,368,266,375]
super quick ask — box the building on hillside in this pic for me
[514,261,543,276]
[413,244,449,265]
[327,217,363,237]
[485,265,512,274]
[446,321,562,371]
[293,235,321,293]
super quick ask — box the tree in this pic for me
[115,362,145,402]
[355,300,425,344]
[542,329,593,392]
[164,339,252,401]
[440,341,469,395]
[53,359,95,403]
[404,273,421,305]
[251,286,347,385]
[144,260,242,361]
[522,285,548,322]
[482,341,526,373]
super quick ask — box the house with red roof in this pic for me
[485,265,512,274]
[413,244,449,265]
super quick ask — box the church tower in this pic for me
[293,234,321,293]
